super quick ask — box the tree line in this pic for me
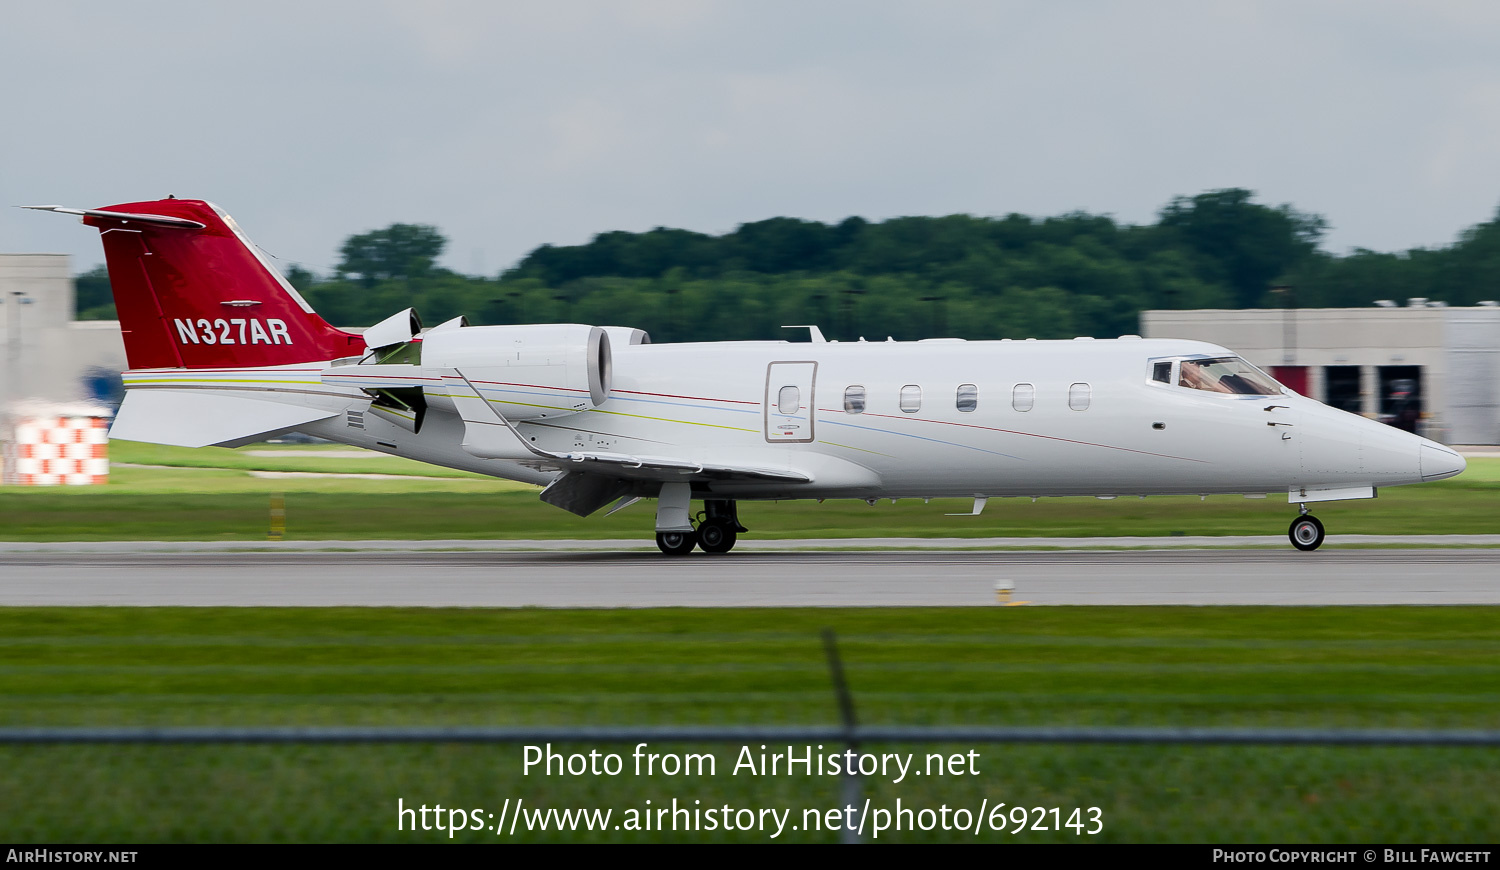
[74,188,1500,342]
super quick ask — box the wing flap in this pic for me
[538,471,634,517]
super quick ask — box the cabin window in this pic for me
[843,385,866,414]
[1178,357,1281,396]
[956,384,978,412]
[1152,361,1173,384]
[1012,383,1035,412]
[900,385,922,413]
[1069,382,1091,410]
[777,385,800,415]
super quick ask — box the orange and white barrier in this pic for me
[12,416,109,485]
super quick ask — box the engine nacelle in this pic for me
[421,324,612,421]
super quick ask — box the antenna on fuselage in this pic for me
[781,325,826,343]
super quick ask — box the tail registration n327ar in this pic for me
[29,198,1467,554]
[173,317,293,347]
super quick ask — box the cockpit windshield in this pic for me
[1177,357,1282,396]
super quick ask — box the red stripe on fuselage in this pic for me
[612,388,759,405]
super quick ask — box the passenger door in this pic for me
[764,361,817,443]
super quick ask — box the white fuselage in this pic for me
[125,336,1465,503]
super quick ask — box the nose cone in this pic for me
[1354,415,1424,481]
[1419,442,1467,481]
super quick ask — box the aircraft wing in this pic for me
[109,389,341,448]
[442,369,809,514]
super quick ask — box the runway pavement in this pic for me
[7,534,1500,553]
[2,548,1497,607]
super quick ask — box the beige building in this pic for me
[1,255,126,485]
[0,254,127,411]
[1142,303,1500,445]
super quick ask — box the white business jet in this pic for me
[28,199,1467,554]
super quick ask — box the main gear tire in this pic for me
[697,520,738,554]
[656,531,697,556]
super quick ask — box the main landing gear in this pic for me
[655,530,697,556]
[655,498,747,556]
[1288,504,1325,551]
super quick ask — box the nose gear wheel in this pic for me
[1288,515,1325,551]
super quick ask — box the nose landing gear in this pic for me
[1289,504,1325,551]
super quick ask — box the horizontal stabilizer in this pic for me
[110,390,339,448]
[22,205,206,229]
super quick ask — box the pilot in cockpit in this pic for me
[1178,360,1220,392]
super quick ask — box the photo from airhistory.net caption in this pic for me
[396,741,1099,840]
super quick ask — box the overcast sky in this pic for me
[4,1,1500,278]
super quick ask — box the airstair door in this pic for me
[764,361,817,443]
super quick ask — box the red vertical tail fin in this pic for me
[38,199,364,369]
